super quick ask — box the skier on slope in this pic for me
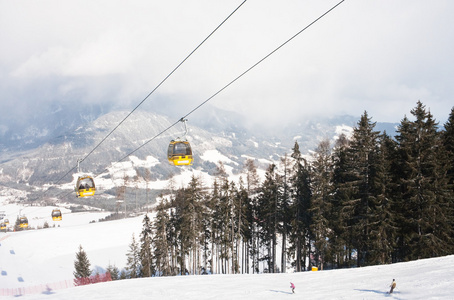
[389,279,396,294]
[290,282,295,294]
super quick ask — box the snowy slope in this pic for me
[1,203,454,299]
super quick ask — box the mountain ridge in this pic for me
[0,106,398,207]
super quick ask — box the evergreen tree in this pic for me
[153,199,171,276]
[243,159,260,274]
[208,179,222,274]
[235,177,252,274]
[278,154,292,273]
[340,111,381,266]
[139,214,154,277]
[171,175,207,275]
[309,139,333,270]
[289,141,312,271]
[126,234,141,278]
[256,163,280,273]
[441,107,454,243]
[366,132,396,265]
[331,133,352,267]
[217,177,233,274]
[442,107,454,192]
[119,269,128,280]
[172,188,190,275]
[167,203,178,275]
[395,101,453,260]
[186,174,207,275]
[106,264,120,280]
[73,245,92,284]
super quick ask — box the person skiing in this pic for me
[389,279,396,294]
[290,282,295,294]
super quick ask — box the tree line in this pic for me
[77,101,454,280]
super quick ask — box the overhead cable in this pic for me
[110,0,346,163]
[46,0,248,190]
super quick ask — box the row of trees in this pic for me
[107,101,454,278]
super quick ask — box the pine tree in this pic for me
[442,107,454,192]
[395,101,454,260]
[309,139,333,270]
[289,141,311,272]
[185,174,207,275]
[126,234,141,278]
[243,159,260,274]
[139,214,154,277]
[256,163,280,273]
[331,133,352,267]
[73,245,92,285]
[441,107,454,243]
[235,177,252,274]
[106,264,120,280]
[366,132,396,265]
[173,188,190,275]
[341,111,381,266]
[208,179,222,274]
[171,175,207,275]
[278,154,292,273]
[153,199,171,276]
[119,269,128,280]
[217,177,233,274]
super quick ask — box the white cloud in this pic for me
[1,0,453,125]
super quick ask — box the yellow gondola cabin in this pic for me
[51,209,62,221]
[19,216,28,229]
[167,140,193,166]
[75,176,96,197]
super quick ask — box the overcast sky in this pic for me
[1,0,453,129]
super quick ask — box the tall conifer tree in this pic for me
[126,234,141,278]
[73,245,91,284]
[153,199,171,276]
[257,163,279,273]
[331,133,352,267]
[289,141,312,271]
[442,107,454,193]
[310,139,333,270]
[140,214,154,277]
[340,111,381,266]
[395,101,453,260]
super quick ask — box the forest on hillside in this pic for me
[112,101,454,279]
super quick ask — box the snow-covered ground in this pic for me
[1,201,454,299]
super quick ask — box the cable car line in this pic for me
[69,0,248,174]
[26,0,344,209]
[181,0,346,122]
[33,0,248,201]
[86,0,347,184]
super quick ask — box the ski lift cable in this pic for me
[75,0,248,169]
[42,0,345,203]
[180,0,346,122]
[94,0,346,176]
[39,0,248,194]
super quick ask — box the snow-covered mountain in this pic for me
[0,106,397,208]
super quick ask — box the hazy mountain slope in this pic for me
[0,107,397,206]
